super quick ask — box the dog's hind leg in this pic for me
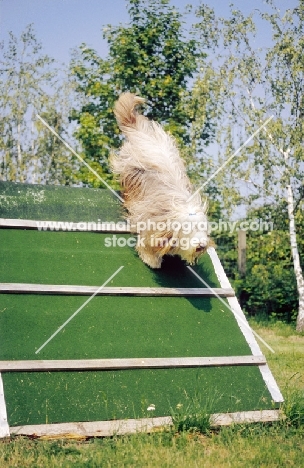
[136,246,163,269]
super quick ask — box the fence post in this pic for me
[238,229,246,276]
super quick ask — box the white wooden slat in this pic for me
[0,355,266,372]
[0,218,131,232]
[210,409,281,426]
[0,283,235,297]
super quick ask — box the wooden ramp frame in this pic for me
[0,217,284,438]
[10,410,282,438]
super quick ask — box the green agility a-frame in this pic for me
[0,181,283,437]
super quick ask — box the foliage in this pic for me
[0,25,77,185]
[193,1,304,327]
[236,236,298,322]
[70,0,215,187]
[34,103,80,185]
[214,203,304,322]
[193,1,304,211]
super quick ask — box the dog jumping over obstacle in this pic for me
[111,92,210,269]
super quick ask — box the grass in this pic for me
[248,319,304,391]
[169,390,218,434]
[0,320,303,467]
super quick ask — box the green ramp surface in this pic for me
[0,182,275,426]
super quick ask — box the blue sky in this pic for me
[0,0,296,64]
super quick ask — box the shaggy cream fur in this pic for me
[110,92,210,269]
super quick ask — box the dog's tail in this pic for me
[114,92,145,132]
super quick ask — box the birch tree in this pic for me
[0,25,77,184]
[194,1,304,329]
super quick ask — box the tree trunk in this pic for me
[17,121,22,182]
[286,183,304,331]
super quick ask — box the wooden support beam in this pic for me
[0,283,235,297]
[9,410,281,437]
[0,355,266,372]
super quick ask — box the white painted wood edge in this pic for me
[208,247,263,355]
[0,374,10,437]
[0,218,131,233]
[0,283,235,297]
[8,409,281,438]
[207,247,284,403]
[0,355,266,372]
[258,365,285,403]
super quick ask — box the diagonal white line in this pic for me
[187,266,275,354]
[187,115,274,202]
[35,266,124,354]
[36,114,124,203]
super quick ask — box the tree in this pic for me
[33,86,79,185]
[194,1,304,329]
[70,0,213,187]
[0,25,77,185]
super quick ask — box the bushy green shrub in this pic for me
[214,205,303,323]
